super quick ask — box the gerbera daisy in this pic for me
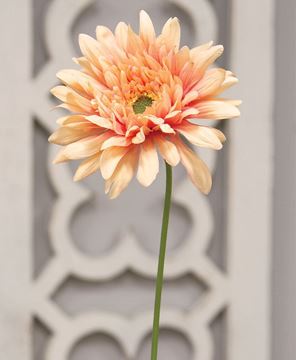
[49,10,240,198]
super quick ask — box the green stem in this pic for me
[151,162,173,360]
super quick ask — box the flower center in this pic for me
[132,95,153,114]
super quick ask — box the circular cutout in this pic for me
[135,200,192,255]
[70,333,124,360]
[71,195,120,257]
[137,328,193,360]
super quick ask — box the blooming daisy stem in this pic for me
[151,161,173,360]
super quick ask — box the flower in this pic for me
[49,10,240,199]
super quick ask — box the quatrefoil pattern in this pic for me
[31,0,229,358]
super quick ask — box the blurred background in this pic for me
[0,0,295,359]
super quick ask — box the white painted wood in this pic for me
[227,0,274,359]
[0,0,273,358]
[0,1,32,360]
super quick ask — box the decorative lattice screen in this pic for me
[0,0,273,359]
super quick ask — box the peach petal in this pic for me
[56,115,86,125]
[159,124,175,134]
[52,148,69,164]
[86,115,113,129]
[51,86,93,113]
[213,128,226,143]
[56,69,105,98]
[105,147,138,199]
[62,133,111,160]
[101,135,131,150]
[79,34,103,70]
[184,45,224,90]
[139,10,156,45]
[96,25,125,61]
[126,125,140,138]
[73,56,101,79]
[181,108,200,120]
[196,99,240,120]
[137,139,159,186]
[115,22,129,50]
[182,91,199,106]
[100,146,130,180]
[145,115,164,125]
[159,17,180,50]
[193,68,226,98]
[155,137,180,166]
[214,71,239,94]
[73,153,102,181]
[174,46,190,74]
[126,25,145,54]
[176,123,224,150]
[104,70,120,88]
[48,126,94,146]
[174,137,212,194]
[165,110,181,119]
[190,41,214,59]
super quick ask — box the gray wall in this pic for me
[273,0,296,359]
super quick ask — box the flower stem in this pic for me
[151,162,173,360]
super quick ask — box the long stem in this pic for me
[151,162,173,360]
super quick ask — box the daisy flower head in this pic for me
[49,10,240,199]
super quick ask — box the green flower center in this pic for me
[132,95,153,114]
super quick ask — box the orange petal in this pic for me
[137,139,159,187]
[193,68,226,98]
[189,41,213,59]
[51,86,93,113]
[79,34,102,70]
[62,133,111,160]
[96,25,126,62]
[174,137,212,194]
[165,110,181,120]
[115,22,128,51]
[104,70,120,89]
[132,127,146,144]
[85,115,113,129]
[73,56,102,79]
[105,147,138,199]
[196,99,240,120]
[159,123,175,134]
[180,108,199,120]
[56,115,86,126]
[100,146,129,180]
[73,154,102,181]
[191,43,223,67]
[48,126,94,146]
[155,137,180,166]
[145,115,164,125]
[52,148,69,164]
[101,135,131,150]
[176,123,225,150]
[56,69,105,98]
[213,71,239,95]
[129,26,145,53]
[182,91,199,106]
[158,17,180,50]
[139,10,156,45]
[185,45,224,90]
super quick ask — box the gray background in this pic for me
[273,0,296,358]
[4,0,296,358]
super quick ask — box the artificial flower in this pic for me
[49,10,240,198]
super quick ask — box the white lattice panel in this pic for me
[0,0,273,359]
